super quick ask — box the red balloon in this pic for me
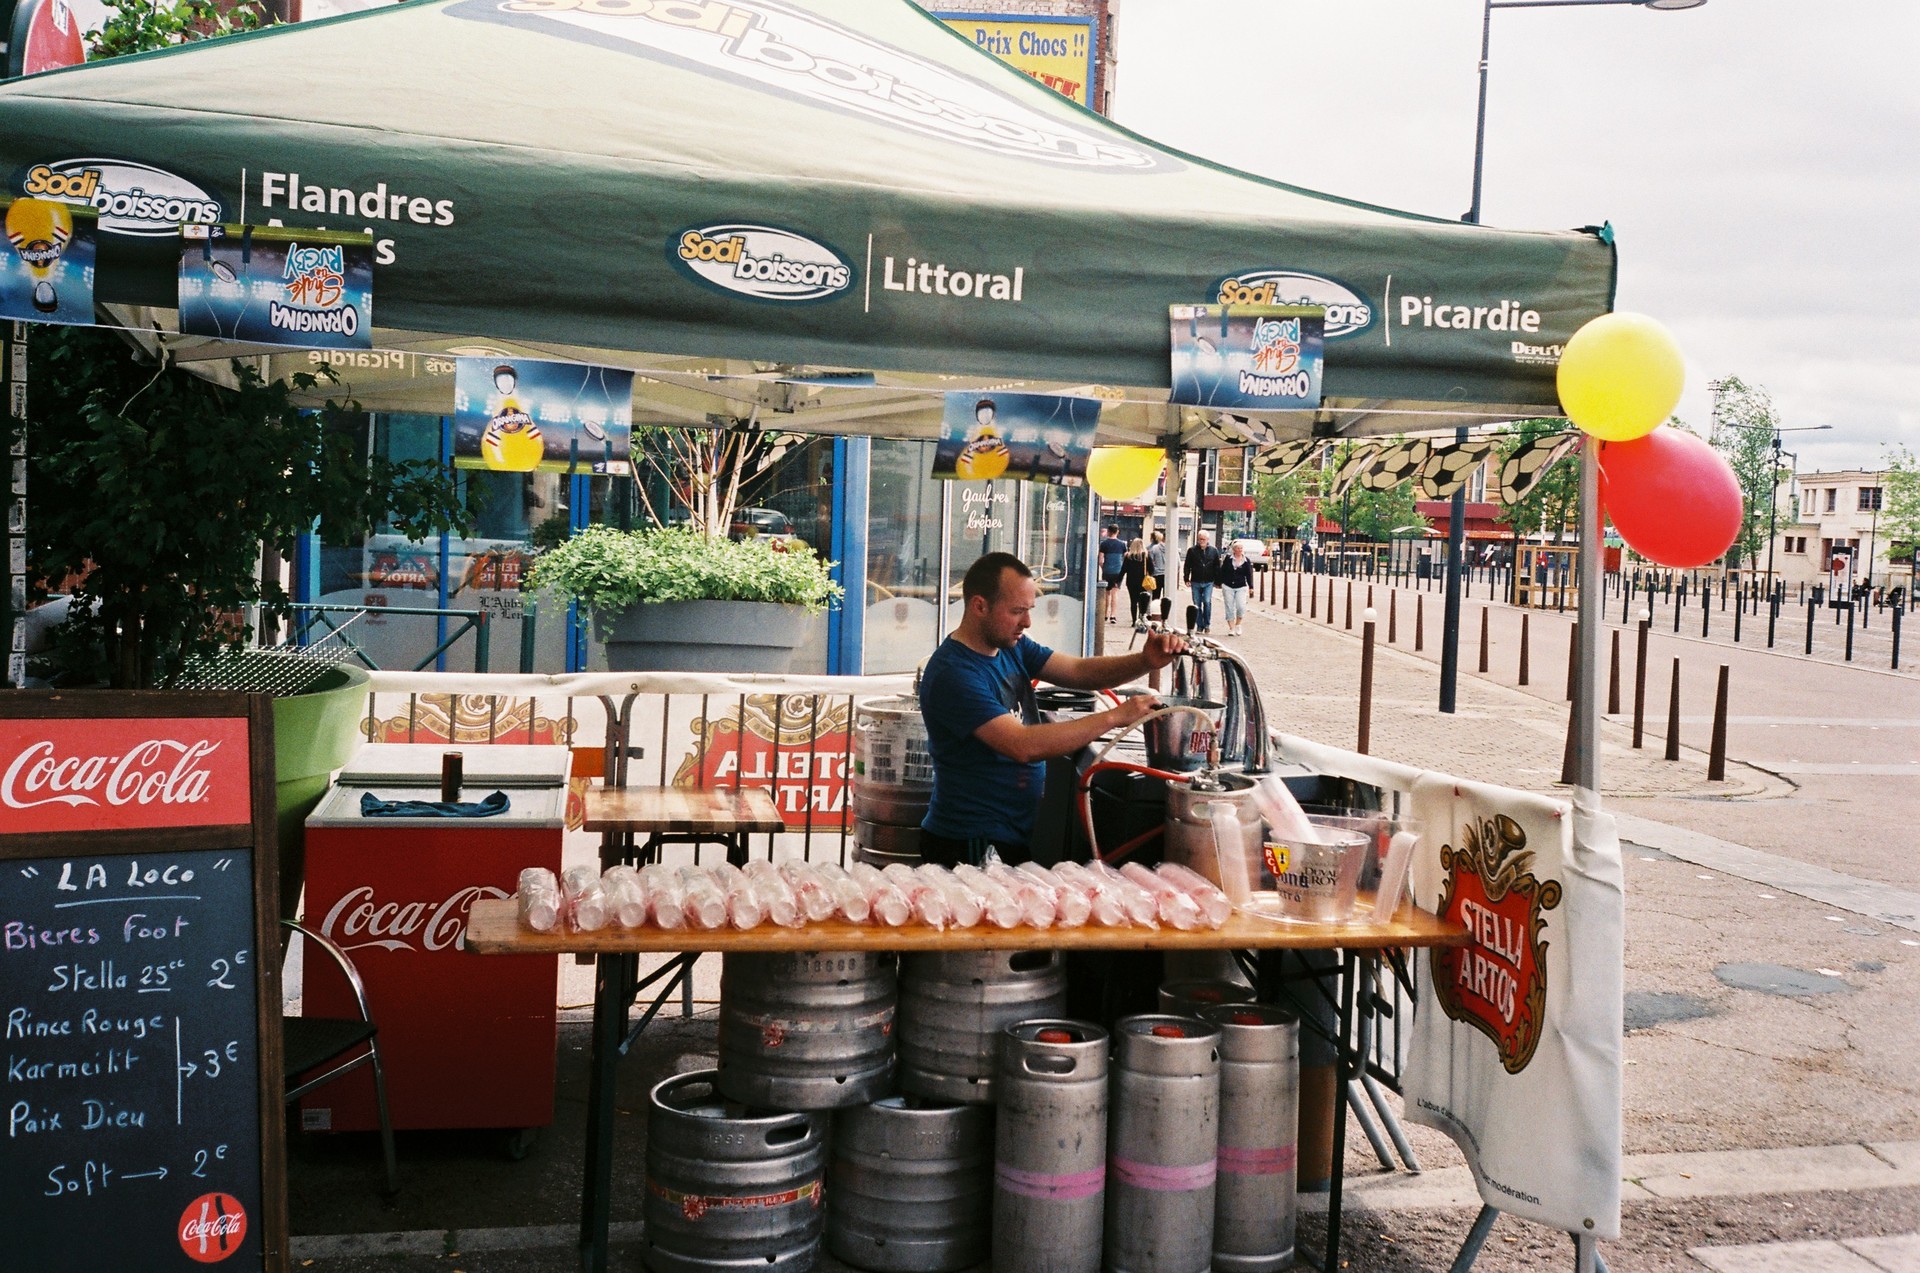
[1599,429,1744,569]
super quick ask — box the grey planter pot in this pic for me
[595,599,812,672]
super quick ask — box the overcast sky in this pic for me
[1113,0,1917,475]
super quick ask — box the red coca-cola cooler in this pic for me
[300,744,567,1136]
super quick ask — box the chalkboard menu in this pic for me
[1,691,285,1273]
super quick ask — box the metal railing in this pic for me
[292,603,541,673]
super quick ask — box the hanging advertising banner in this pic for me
[0,196,94,325]
[930,11,1096,106]
[178,223,372,348]
[452,356,634,474]
[1169,304,1325,412]
[3,0,86,79]
[930,390,1099,486]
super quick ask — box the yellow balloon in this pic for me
[1086,447,1164,501]
[1556,312,1685,442]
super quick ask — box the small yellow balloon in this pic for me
[1086,447,1164,501]
[1556,312,1685,443]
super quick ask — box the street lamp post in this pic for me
[1443,0,1706,716]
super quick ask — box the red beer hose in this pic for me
[1077,759,1185,864]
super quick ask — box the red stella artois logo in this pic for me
[319,884,508,954]
[0,718,252,833]
[670,694,850,827]
[1431,813,1563,1075]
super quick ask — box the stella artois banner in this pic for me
[1402,776,1625,1241]
[1269,730,1625,1243]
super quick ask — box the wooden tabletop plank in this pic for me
[583,785,787,834]
[464,897,1469,955]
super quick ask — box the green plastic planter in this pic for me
[271,663,371,920]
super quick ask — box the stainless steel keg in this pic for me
[1105,1015,1222,1273]
[827,1095,992,1272]
[718,950,897,1109]
[852,817,923,867]
[642,1069,828,1273]
[992,1019,1109,1273]
[1198,1003,1300,1273]
[1157,978,1256,1016]
[899,950,1068,1103]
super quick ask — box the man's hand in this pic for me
[1107,692,1164,729]
[1142,630,1187,670]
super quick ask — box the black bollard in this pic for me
[1665,659,1682,762]
[1608,628,1622,715]
[1734,596,1742,643]
[1894,604,1903,671]
[1358,615,1377,754]
[1702,585,1711,639]
[1565,622,1579,702]
[1707,665,1730,782]
[1478,607,1489,674]
[1518,611,1529,685]
[1633,619,1650,749]
[1846,603,1855,662]
[1806,598,1816,655]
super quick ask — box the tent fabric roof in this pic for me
[0,0,1616,442]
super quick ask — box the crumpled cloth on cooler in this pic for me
[359,790,511,818]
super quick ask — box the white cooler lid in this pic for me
[306,781,567,828]
[336,743,572,788]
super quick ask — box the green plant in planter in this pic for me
[526,526,842,617]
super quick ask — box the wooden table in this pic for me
[582,784,785,842]
[468,895,1468,1273]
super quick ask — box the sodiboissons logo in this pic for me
[1215,270,1373,339]
[20,159,221,235]
[475,0,1165,170]
[674,224,851,301]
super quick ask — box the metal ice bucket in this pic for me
[1140,696,1226,773]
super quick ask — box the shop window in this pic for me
[865,440,944,674]
[944,477,1021,641]
[1024,483,1090,654]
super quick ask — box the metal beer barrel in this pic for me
[718,950,897,1110]
[1105,1015,1222,1273]
[1199,1003,1300,1273]
[826,1095,992,1272]
[992,1019,1108,1273]
[642,1070,827,1273]
[899,950,1068,1103]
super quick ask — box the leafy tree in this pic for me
[1492,418,1580,545]
[28,330,471,686]
[1707,377,1778,570]
[90,0,266,58]
[1320,441,1428,542]
[1882,447,1920,560]
[1253,469,1315,539]
[20,0,469,686]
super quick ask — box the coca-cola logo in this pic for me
[319,884,508,954]
[2,738,220,810]
[177,1192,248,1263]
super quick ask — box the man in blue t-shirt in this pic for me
[917,552,1186,867]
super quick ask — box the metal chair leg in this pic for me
[366,1036,400,1196]
[1450,1205,1501,1272]
[1345,1079,1396,1169]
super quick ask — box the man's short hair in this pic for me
[1104,524,1118,534]
[962,552,1031,604]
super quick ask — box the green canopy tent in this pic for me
[0,0,1615,444]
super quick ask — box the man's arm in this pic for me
[973,692,1162,764]
[1037,630,1184,692]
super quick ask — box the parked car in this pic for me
[729,507,798,548]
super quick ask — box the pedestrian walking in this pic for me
[1184,530,1223,634]
[1098,524,1127,624]
[1123,538,1152,624]
[1218,540,1255,636]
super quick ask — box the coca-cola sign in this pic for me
[319,883,507,954]
[0,717,253,834]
